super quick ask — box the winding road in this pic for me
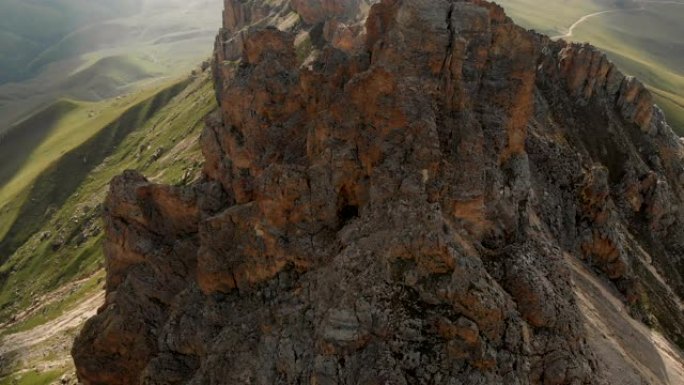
[552,0,684,40]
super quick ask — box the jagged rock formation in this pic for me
[73,0,684,384]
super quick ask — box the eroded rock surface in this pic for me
[73,1,684,384]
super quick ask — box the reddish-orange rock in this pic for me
[290,0,363,25]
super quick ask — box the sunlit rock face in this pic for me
[73,1,684,384]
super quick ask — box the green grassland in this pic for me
[0,0,142,84]
[0,369,63,385]
[0,73,212,383]
[0,0,222,137]
[0,52,172,138]
[62,55,166,100]
[0,1,224,381]
[0,80,182,244]
[0,72,216,324]
[497,0,684,134]
[0,100,79,190]
[0,2,222,338]
[0,79,190,260]
[496,0,602,36]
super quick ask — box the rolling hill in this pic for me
[0,0,142,84]
[0,0,222,138]
[61,55,166,100]
[0,100,79,190]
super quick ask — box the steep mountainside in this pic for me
[73,0,684,384]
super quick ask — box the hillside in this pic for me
[0,0,142,84]
[0,100,79,190]
[0,81,188,246]
[0,1,219,383]
[61,55,166,101]
[497,0,684,134]
[0,70,216,384]
[0,0,223,262]
[0,0,222,137]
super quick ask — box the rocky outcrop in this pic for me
[73,0,684,384]
[554,43,657,133]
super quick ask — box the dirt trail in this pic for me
[569,256,684,385]
[552,8,643,40]
[552,1,684,40]
[0,291,103,357]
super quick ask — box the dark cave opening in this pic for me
[338,204,359,226]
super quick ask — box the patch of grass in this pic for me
[0,369,63,385]
[496,0,601,36]
[296,35,313,63]
[1,271,104,336]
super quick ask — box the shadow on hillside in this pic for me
[0,79,190,264]
[0,101,79,190]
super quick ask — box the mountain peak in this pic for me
[73,1,684,384]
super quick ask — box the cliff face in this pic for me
[72,1,684,384]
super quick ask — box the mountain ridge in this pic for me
[72,0,684,384]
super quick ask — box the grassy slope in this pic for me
[0,71,212,381]
[0,100,79,189]
[0,369,63,385]
[0,79,183,243]
[0,71,215,326]
[497,0,684,135]
[62,55,166,100]
[496,0,601,36]
[0,79,190,261]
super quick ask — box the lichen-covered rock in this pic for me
[73,0,684,384]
